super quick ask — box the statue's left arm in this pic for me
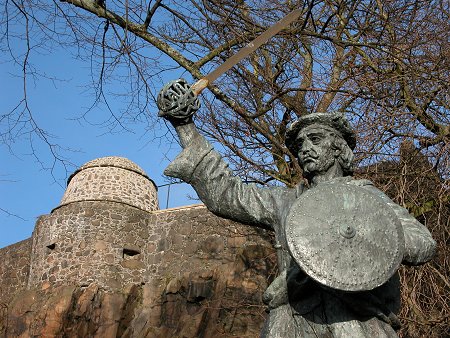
[364,183,436,265]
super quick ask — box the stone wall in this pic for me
[0,239,32,304]
[27,202,276,292]
[28,201,155,288]
[2,204,277,337]
[0,156,278,337]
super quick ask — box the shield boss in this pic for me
[285,183,404,292]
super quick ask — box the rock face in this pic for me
[0,157,277,337]
[2,213,276,337]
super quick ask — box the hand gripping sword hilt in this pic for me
[157,78,201,121]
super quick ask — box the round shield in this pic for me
[285,183,404,292]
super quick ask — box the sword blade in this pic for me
[191,9,302,95]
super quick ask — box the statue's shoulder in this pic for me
[347,178,374,187]
[294,181,308,198]
[346,178,392,204]
[323,176,375,188]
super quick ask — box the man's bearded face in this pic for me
[296,125,340,176]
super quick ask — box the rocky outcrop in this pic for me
[0,157,278,337]
[2,240,276,338]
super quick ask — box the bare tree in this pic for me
[2,0,448,184]
[356,141,449,337]
[2,1,449,336]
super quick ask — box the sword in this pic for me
[157,9,302,119]
[191,9,303,95]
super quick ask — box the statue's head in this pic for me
[285,112,356,177]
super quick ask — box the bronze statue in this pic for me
[157,79,436,337]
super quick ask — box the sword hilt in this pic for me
[157,78,202,121]
[191,78,209,96]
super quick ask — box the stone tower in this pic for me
[1,156,276,337]
[59,156,159,212]
[27,156,159,289]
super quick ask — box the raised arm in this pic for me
[157,79,293,229]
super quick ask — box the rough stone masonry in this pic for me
[0,156,277,337]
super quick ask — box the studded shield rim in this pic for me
[285,183,405,292]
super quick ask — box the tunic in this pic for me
[164,134,436,338]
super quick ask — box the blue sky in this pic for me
[0,46,198,248]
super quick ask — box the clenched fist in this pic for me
[157,79,200,125]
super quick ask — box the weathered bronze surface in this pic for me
[157,78,200,120]
[286,183,404,291]
[157,81,436,337]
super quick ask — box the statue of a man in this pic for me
[157,81,436,337]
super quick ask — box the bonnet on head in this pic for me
[285,112,356,154]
